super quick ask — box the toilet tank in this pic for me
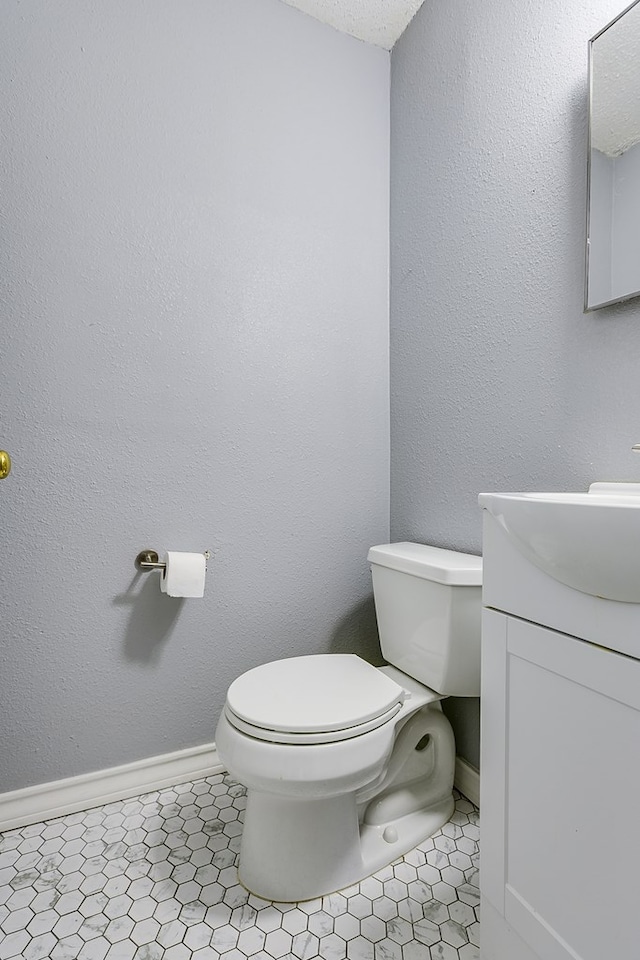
[368,543,483,697]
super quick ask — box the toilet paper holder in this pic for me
[135,549,210,574]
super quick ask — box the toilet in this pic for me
[215,542,482,902]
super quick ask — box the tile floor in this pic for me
[0,774,479,960]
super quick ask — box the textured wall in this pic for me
[390,0,640,768]
[0,0,390,791]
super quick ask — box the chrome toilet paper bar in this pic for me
[135,550,166,573]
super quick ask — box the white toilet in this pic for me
[215,542,482,902]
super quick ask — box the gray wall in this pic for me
[390,0,640,768]
[0,0,390,791]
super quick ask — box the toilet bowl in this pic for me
[216,543,482,902]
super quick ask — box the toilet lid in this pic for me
[225,654,407,737]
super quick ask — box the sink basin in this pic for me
[479,483,640,602]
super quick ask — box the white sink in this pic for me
[479,483,640,602]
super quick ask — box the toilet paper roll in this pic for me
[160,551,207,598]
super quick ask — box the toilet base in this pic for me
[237,788,454,903]
[359,794,454,881]
[238,791,364,903]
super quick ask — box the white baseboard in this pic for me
[454,756,480,808]
[0,744,478,835]
[0,743,224,833]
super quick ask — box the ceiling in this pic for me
[279,0,426,50]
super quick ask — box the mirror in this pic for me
[586,0,640,311]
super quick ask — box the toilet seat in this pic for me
[224,654,407,745]
[225,700,404,744]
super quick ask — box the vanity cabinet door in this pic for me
[480,609,640,960]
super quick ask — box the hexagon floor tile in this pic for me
[0,775,479,959]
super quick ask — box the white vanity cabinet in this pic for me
[479,511,640,960]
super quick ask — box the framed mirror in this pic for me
[586,0,640,311]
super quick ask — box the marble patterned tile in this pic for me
[0,777,479,959]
